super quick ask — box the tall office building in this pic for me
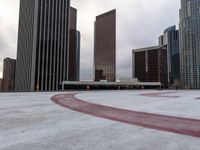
[94,9,116,82]
[0,79,2,92]
[179,0,200,89]
[68,7,80,81]
[15,0,70,91]
[132,46,168,88]
[159,26,180,86]
[69,7,77,30]
[2,58,16,91]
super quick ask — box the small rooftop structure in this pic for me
[119,78,139,83]
[61,81,161,90]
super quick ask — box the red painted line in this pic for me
[140,92,179,98]
[52,93,200,138]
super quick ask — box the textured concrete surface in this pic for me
[0,90,200,150]
[76,90,200,119]
[52,93,200,137]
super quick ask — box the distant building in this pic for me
[15,0,71,91]
[68,7,80,81]
[94,9,116,82]
[159,25,180,87]
[179,0,200,89]
[132,46,168,88]
[2,58,16,91]
[0,79,2,91]
[69,7,77,30]
[61,81,161,90]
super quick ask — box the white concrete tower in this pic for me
[179,0,200,89]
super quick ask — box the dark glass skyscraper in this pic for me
[94,9,116,82]
[69,7,77,30]
[159,26,180,86]
[68,7,80,81]
[2,58,16,91]
[132,46,168,88]
[0,79,2,92]
[15,0,70,91]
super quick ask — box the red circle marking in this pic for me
[52,93,200,138]
[140,92,179,98]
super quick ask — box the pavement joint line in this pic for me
[51,93,200,138]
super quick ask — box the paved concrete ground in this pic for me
[53,92,200,138]
[0,90,200,150]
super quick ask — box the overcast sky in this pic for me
[0,0,180,80]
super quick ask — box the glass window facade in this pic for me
[94,10,116,82]
[15,0,70,91]
[179,0,200,89]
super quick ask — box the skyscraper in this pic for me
[15,0,70,91]
[132,46,168,88]
[68,7,80,81]
[94,9,116,82]
[2,58,16,91]
[0,79,2,92]
[179,0,200,89]
[69,7,77,30]
[159,26,180,86]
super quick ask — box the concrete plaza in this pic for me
[0,90,200,150]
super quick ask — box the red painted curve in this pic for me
[52,93,200,138]
[140,92,179,98]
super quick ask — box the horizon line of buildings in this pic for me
[0,0,81,92]
[133,25,180,88]
[133,0,200,89]
[0,0,200,92]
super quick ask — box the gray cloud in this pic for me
[0,0,180,80]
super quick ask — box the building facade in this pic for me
[68,7,80,81]
[69,7,76,30]
[179,0,200,89]
[94,9,116,82]
[132,46,168,88]
[15,0,70,91]
[0,79,2,91]
[2,58,16,91]
[75,31,80,81]
[159,26,180,87]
